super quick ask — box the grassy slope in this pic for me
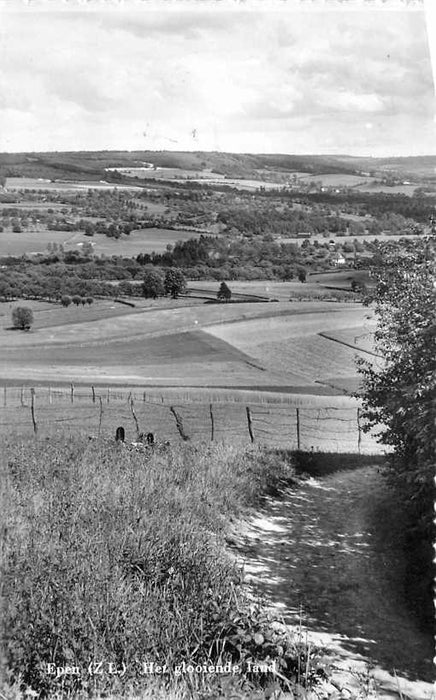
[1,437,319,699]
[204,305,377,388]
[0,300,383,452]
[0,301,371,392]
[2,150,435,179]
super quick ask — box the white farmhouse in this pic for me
[332,253,346,266]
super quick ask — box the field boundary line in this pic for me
[318,330,381,357]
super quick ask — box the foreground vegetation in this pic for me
[357,237,435,627]
[1,438,331,699]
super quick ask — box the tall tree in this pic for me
[164,268,187,299]
[12,307,33,330]
[142,270,164,299]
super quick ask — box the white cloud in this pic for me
[0,5,434,155]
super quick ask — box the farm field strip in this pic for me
[308,270,371,287]
[0,301,361,348]
[0,201,67,210]
[5,177,142,191]
[216,334,378,385]
[64,226,205,255]
[202,310,379,388]
[1,384,360,407]
[0,227,86,256]
[0,298,206,331]
[295,173,373,186]
[204,307,375,347]
[0,226,207,257]
[187,280,325,300]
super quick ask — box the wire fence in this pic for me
[0,384,383,454]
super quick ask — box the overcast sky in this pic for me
[0,3,435,157]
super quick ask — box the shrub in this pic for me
[61,294,72,307]
[11,306,33,330]
[217,281,232,302]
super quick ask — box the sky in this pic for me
[0,1,435,157]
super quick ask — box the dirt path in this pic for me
[233,466,434,692]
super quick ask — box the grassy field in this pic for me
[5,177,141,191]
[0,201,67,210]
[0,227,83,256]
[204,305,377,389]
[308,269,372,290]
[109,166,226,180]
[188,280,327,300]
[2,436,327,698]
[0,298,207,331]
[187,280,357,301]
[0,301,374,392]
[296,173,373,187]
[71,227,205,255]
[0,225,205,257]
[0,297,383,452]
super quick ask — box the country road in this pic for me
[233,465,434,694]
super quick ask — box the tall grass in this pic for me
[1,437,321,698]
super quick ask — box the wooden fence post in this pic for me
[3,387,6,407]
[48,386,52,404]
[296,408,301,450]
[170,406,190,441]
[91,385,96,403]
[70,382,74,403]
[357,408,362,454]
[98,396,103,436]
[209,403,215,441]
[107,388,110,404]
[30,388,38,436]
[246,406,254,443]
[129,394,140,438]
[20,386,25,407]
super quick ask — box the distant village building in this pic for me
[332,253,346,266]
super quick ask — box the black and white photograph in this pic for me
[0,0,434,698]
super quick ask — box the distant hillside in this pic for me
[1,150,435,182]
